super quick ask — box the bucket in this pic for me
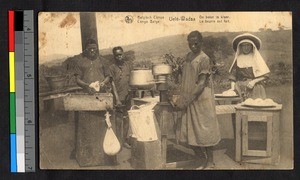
[128,103,159,142]
[44,75,66,91]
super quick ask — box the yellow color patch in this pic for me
[9,52,15,92]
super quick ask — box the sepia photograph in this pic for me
[38,12,293,170]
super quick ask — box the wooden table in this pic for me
[215,96,242,140]
[42,93,113,111]
[235,104,282,165]
[214,96,242,105]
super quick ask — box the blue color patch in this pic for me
[10,134,17,172]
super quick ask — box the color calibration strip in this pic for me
[9,10,17,173]
[9,10,35,173]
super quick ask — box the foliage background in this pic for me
[39,30,292,93]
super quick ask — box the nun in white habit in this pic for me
[228,33,270,100]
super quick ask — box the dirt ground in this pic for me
[39,83,293,170]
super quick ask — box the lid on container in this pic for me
[133,67,151,70]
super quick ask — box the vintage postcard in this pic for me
[38,12,293,170]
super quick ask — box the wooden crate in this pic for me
[235,104,282,165]
[131,138,162,169]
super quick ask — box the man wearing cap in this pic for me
[229,33,270,100]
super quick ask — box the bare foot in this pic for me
[123,142,131,149]
[205,162,216,169]
[195,165,205,170]
[193,159,206,170]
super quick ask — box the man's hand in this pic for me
[76,76,97,94]
[115,101,125,113]
[116,101,123,107]
[100,81,106,87]
[84,85,97,94]
[247,80,256,89]
[176,103,187,110]
[176,94,195,110]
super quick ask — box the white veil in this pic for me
[229,39,270,78]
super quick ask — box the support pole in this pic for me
[79,12,98,51]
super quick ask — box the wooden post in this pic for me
[271,111,280,164]
[235,110,242,162]
[79,12,98,51]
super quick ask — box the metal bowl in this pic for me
[152,64,172,76]
[129,69,155,89]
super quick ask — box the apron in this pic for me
[235,79,266,100]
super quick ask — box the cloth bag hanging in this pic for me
[103,111,121,156]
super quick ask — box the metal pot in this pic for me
[44,75,67,91]
[129,69,155,89]
[152,64,172,76]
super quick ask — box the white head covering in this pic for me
[229,39,270,77]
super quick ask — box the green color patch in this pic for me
[10,93,16,133]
